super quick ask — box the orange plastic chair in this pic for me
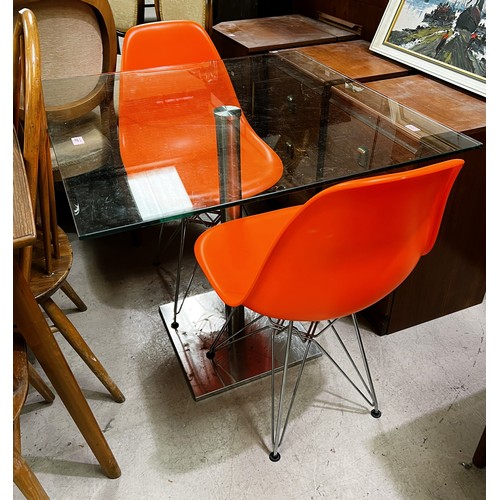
[195,158,464,461]
[119,20,283,326]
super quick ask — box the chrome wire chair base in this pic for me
[268,314,381,461]
[155,212,221,328]
[206,311,381,460]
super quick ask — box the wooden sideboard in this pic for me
[360,75,486,335]
[242,40,486,336]
[211,14,359,58]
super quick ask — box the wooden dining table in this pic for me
[13,130,121,479]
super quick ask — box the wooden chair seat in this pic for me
[29,226,88,314]
[28,225,125,403]
[29,226,73,301]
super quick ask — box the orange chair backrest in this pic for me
[121,20,219,70]
[243,159,464,321]
[118,21,283,207]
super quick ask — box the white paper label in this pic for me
[71,136,85,145]
[405,124,420,132]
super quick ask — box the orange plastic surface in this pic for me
[195,159,464,321]
[119,21,283,207]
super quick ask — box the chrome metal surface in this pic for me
[159,291,321,401]
[214,105,242,222]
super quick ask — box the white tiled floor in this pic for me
[12,222,486,499]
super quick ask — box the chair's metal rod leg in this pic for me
[154,222,181,264]
[206,307,238,357]
[352,314,380,416]
[270,321,294,461]
[174,260,199,317]
[211,315,265,352]
[278,338,312,448]
[154,223,165,264]
[271,321,276,445]
[327,320,372,396]
[314,341,373,407]
[171,219,188,328]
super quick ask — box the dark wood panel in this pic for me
[362,138,486,334]
[212,0,259,25]
[213,0,293,25]
[292,0,389,41]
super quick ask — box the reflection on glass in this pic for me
[44,52,482,239]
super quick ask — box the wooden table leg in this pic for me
[13,262,121,479]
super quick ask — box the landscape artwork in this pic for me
[370,1,486,97]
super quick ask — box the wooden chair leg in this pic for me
[28,363,56,403]
[14,263,121,479]
[14,414,49,499]
[60,280,88,312]
[14,449,50,500]
[14,416,22,455]
[41,297,125,403]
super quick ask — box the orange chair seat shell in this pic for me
[119,21,283,208]
[195,160,464,321]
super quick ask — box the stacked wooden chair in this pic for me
[13,6,124,496]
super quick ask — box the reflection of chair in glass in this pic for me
[154,0,213,32]
[13,0,118,181]
[119,20,283,327]
[195,159,464,461]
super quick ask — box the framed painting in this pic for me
[370,0,486,97]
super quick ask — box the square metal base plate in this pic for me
[159,291,321,401]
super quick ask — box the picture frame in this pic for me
[370,0,486,97]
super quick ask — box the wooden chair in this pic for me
[13,10,123,492]
[13,0,118,180]
[154,0,213,33]
[108,0,145,50]
[14,7,124,400]
[13,127,55,499]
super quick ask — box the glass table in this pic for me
[44,51,482,400]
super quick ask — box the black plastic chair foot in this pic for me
[269,452,281,462]
[171,321,179,329]
[371,409,382,418]
[206,350,215,359]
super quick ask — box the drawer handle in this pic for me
[357,146,369,169]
